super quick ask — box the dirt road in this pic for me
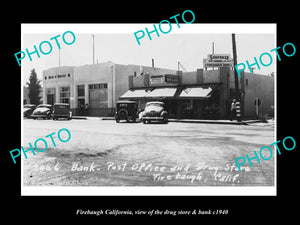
[22,118,275,187]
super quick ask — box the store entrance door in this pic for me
[164,99,177,119]
[47,93,55,105]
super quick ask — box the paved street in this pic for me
[22,118,275,186]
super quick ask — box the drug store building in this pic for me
[42,61,177,116]
[120,55,274,120]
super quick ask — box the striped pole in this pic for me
[236,101,241,122]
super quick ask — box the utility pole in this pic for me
[232,34,239,99]
[91,34,95,64]
[212,42,214,70]
[232,33,241,121]
[58,48,61,67]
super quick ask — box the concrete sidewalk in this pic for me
[168,118,250,125]
[72,116,265,125]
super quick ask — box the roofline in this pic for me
[129,82,222,90]
[42,61,180,73]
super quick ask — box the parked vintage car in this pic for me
[115,100,139,123]
[52,103,72,120]
[23,104,36,118]
[31,104,53,120]
[141,101,168,124]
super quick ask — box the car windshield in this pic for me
[118,103,137,109]
[55,105,68,109]
[147,103,163,107]
[118,103,128,107]
[37,105,51,109]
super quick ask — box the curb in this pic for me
[100,117,115,120]
[71,116,87,120]
[168,119,248,125]
[100,117,249,125]
[72,117,267,125]
[242,120,264,124]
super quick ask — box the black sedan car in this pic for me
[52,103,72,120]
[115,100,139,123]
[31,104,53,120]
[23,104,36,118]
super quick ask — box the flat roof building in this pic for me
[42,62,177,116]
[43,58,274,120]
[121,67,274,120]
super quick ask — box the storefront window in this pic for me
[89,83,107,89]
[89,83,108,108]
[60,86,70,103]
[77,85,85,97]
[47,88,55,105]
[181,99,194,118]
[203,103,220,119]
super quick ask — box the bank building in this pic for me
[42,55,274,120]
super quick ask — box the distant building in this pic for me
[23,86,30,105]
[42,62,177,116]
[23,86,43,105]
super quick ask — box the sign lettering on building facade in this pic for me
[150,74,179,85]
[203,54,233,68]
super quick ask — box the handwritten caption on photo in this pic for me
[30,160,250,184]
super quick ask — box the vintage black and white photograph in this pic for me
[21,24,276,195]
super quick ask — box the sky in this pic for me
[21,24,276,85]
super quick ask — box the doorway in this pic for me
[78,98,85,116]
